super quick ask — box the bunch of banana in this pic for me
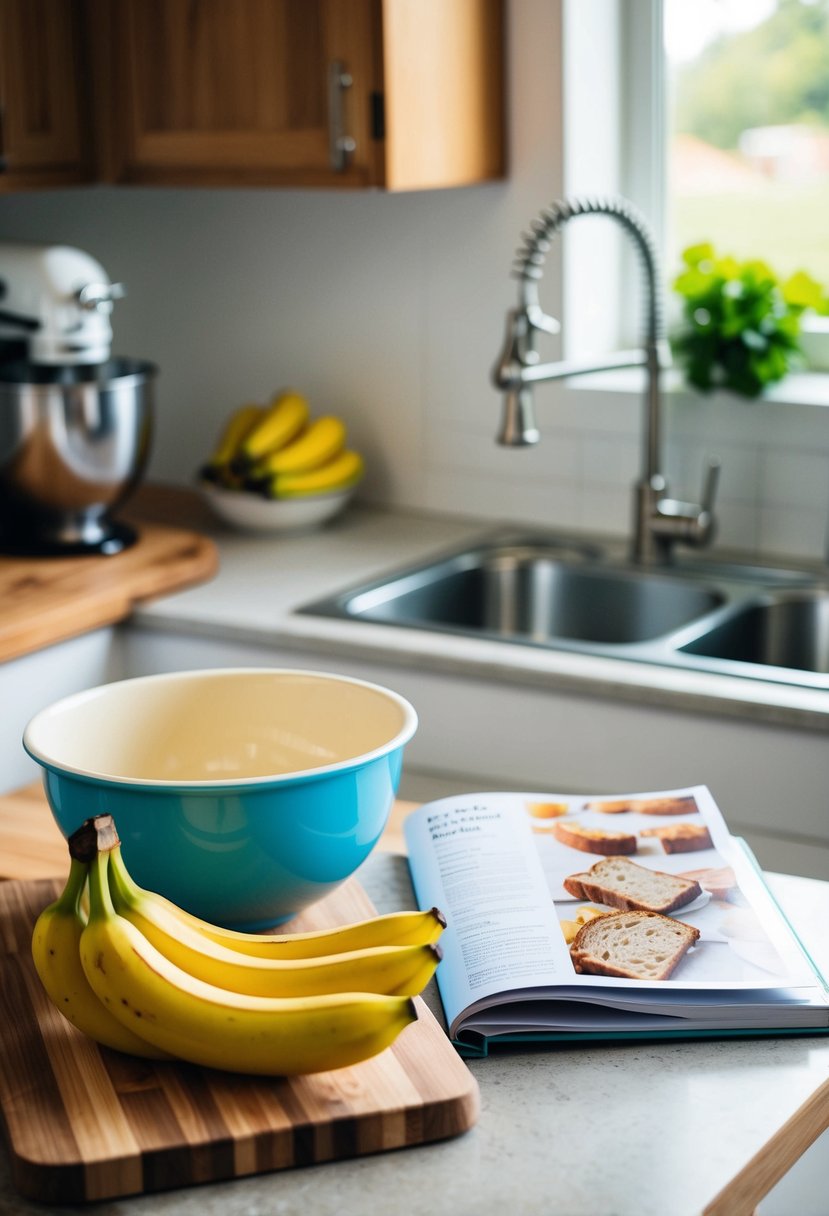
[199,389,364,500]
[235,390,310,470]
[32,816,444,1076]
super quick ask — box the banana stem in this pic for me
[87,852,116,921]
[68,814,121,862]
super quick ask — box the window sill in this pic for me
[567,367,829,409]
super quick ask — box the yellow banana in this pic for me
[109,846,445,959]
[195,906,446,958]
[255,415,347,477]
[265,448,364,499]
[108,846,441,997]
[81,853,417,1076]
[236,390,310,468]
[31,858,170,1059]
[199,404,264,484]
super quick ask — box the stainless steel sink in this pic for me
[300,531,829,689]
[337,542,724,646]
[681,593,829,674]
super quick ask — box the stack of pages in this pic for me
[403,786,829,1056]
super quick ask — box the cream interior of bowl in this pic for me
[28,671,410,783]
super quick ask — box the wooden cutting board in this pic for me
[0,876,478,1205]
[0,518,218,663]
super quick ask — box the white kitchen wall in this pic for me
[1,0,828,563]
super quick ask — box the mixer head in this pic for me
[0,244,125,366]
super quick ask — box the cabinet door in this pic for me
[0,0,93,189]
[105,0,382,188]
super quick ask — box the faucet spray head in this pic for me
[498,386,540,447]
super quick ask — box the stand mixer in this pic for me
[0,244,156,556]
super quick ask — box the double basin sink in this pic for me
[300,531,829,689]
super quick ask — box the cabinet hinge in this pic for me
[370,92,385,141]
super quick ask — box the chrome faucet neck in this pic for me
[493,195,719,565]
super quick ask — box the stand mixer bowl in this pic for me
[0,358,155,556]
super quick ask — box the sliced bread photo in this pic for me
[552,820,637,855]
[570,910,700,980]
[562,856,702,913]
[639,823,713,854]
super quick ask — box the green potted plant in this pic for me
[671,243,828,398]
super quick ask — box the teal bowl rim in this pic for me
[22,667,418,790]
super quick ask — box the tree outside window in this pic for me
[666,0,829,284]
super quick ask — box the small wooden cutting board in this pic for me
[0,519,218,663]
[0,876,478,1205]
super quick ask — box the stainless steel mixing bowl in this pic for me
[0,357,155,555]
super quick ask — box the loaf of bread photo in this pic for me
[582,799,637,814]
[634,795,699,816]
[639,823,713,854]
[584,795,699,816]
[570,910,700,980]
[553,820,637,855]
[563,856,702,914]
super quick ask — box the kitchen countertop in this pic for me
[0,785,828,1216]
[6,483,828,733]
[129,497,829,734]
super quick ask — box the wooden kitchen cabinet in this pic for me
[93,0,505,191]
[0,0,94,190]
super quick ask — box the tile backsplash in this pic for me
[421,369,829,563]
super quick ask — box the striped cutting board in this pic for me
[0,876,478,1204]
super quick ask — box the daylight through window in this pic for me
[665,0,829,285]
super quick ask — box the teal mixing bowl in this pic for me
[23,668,418,929]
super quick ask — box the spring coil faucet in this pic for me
[492,195,720,565]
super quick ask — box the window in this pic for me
[562,0,829,370]
[665,0,829,285]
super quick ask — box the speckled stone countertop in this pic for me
[1,851,827,1216]
[130,503,829,733]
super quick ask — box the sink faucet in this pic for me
[492,195,720,565]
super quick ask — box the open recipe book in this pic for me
[403,786,829,1057]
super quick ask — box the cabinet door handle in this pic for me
[328,61,356,172]
[0,105,7,173]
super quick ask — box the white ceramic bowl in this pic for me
[201,482,354,533]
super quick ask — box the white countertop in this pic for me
[131,504,829,734]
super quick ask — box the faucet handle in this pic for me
[647,456,721,556]
[525,302,560,337]
[700,456,721,517]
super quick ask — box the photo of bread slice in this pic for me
[553,820,637,855]
[639,823,713,854]
[563,856,702,914]
[635,795,699,816]
[584,795,699,816]
[570,910,700,980]
[582,799,637,814]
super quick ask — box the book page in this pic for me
[404,795,570,1032]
